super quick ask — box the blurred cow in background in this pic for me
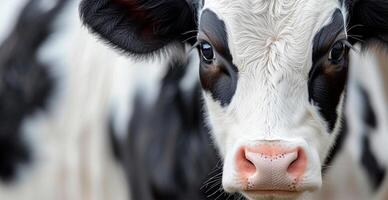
[345,39,388,199]
[0,0,60,181]
[312,38,388,200]
[0,1,128,199]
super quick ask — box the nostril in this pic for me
[287,148,307,179]
[236,148,256,176]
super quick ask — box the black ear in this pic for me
[348,0,388,43]
[79,0,199,55]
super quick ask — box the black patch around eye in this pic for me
[198,9,238,106]
[200,60,238,106]
[312,9,345,63]
[308,71,347,131]
[199,9,233,61]
[309,9,348,132]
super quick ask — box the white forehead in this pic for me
[201,0,345,72]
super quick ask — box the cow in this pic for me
[79,0,388,199]
[345,39,388,199]
[0,0,65,183]
[0,1,129,199]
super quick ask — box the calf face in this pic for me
[197,1,352,197]
[80,0,388,199]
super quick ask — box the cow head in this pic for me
[79,0,388,199]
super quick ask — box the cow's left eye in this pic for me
[329,41,345,63]
[199,42,215,63]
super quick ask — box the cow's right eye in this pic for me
[329,41,346,64]
[199,42,215,63]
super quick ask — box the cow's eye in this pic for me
[329,41,345,63]
[199,42,215,63]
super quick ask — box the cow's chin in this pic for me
[241,190,304,200]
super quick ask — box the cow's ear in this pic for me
[348,0,388,43]
[79,0,199,56]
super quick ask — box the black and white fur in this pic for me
[0,1,129,199]
[0,0,65,183]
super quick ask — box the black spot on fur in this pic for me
[359,86,377,129]
[108,119,122,162]
[361,135,386,190]
[0,0,66,182]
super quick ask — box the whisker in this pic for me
[347,34,363,38]
[202,178,222,190]
[181,29,198,35]
[187,43,199,54]
[204,167,222,179]
[206,181,223,193]
[346,24,364,33]
[344,40,358,52]
[203,176,222,186]
[215,190,226,200]
[216,159,224,168]
[182,35,198,43]
[226,194,233,200]
[207,171,222,177]
[203,172,222,184]
[207,186,222,198]
[348,35,365,44]
[238,194,244,200]
[207,164,223,176]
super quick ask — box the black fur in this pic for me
[0,0,65,182]
[347,0,388,45]
[79,0,200,56]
